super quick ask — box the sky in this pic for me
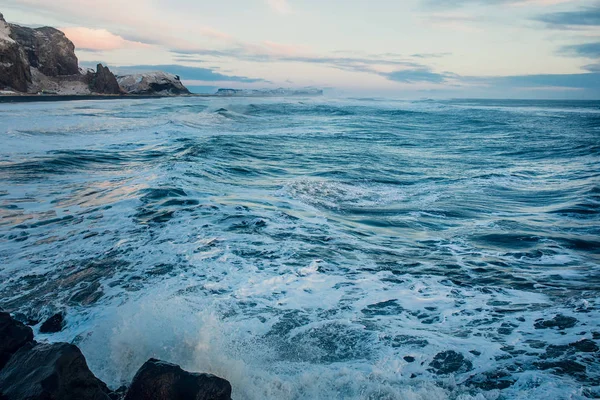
[3,0,600,98]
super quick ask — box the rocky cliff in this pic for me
[0,12,190,96]
[117,72,190,95]
[0,13,30,92]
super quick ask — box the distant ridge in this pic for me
[215,88,323,97]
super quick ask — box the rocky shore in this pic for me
[0,12,190,96]
[0,312,232,400]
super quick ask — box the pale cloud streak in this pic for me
[60,27,150,51]
[266,0,291,14]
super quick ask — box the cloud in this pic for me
[422,12,483,32]
[534,5,600,29]
[266,0,291,14]
[111,64,265,83]
[425,0,575,8]
[466,72,600,90]
[60,27,149,51]
[383,68,453,83]
[583,63,600,72]
[172,48,423,76]
[561,42,600,58]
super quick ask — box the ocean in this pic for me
[0,97,598,399]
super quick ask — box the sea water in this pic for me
[0,97,599,399]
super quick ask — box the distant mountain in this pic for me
[215,88,323,97]
[0,12,189,96]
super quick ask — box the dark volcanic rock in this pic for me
[92,64,121,94]
[8,23,78,76]
[0,13,31,92]
[428,350,473,375]
[0,342,111,400]
[0,312,34,370]
[124,358,232,400]
[39,312,64,333]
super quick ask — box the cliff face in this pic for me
[0,12,87,93]
[0,13,31,92]
[8,24,79,77]
[0,12,190,96]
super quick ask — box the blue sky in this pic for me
[3,0,600,98]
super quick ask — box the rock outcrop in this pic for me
[39,312,65,333]
[7,24,79,77]
[124,359,232,400]
[89,63,122,95]
[0,13,31,92]
[0,312,34,369]
[0,313,233,400]
[0,342,112,400]
[117,72,190,95]
[0,12,190,96]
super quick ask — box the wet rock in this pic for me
[534,314,578,330]
[109,385,128,400]
[124,358,231,400]
[92,64,121,94]
[0,342,111,400]
[428,350,473,375]
[39,312,64,333]
[0,312,34,369]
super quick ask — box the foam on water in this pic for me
[1,97,599,399]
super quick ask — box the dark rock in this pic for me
[39,312,64,333]
[428,350,472,375]
[109,385,128,400]
[92,64,121,94]
[124,358,231,400]
[0,342,110,400]
[534,314,578,330]
[0,14,31,92]
[403,356,415,363]
[8,24,79,76]
[0,312,34,370]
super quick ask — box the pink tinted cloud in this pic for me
[61,27,150,51]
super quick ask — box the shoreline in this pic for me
[0,93,324,103]
[0,94,208,103]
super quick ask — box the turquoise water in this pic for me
[0,97,599,399]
